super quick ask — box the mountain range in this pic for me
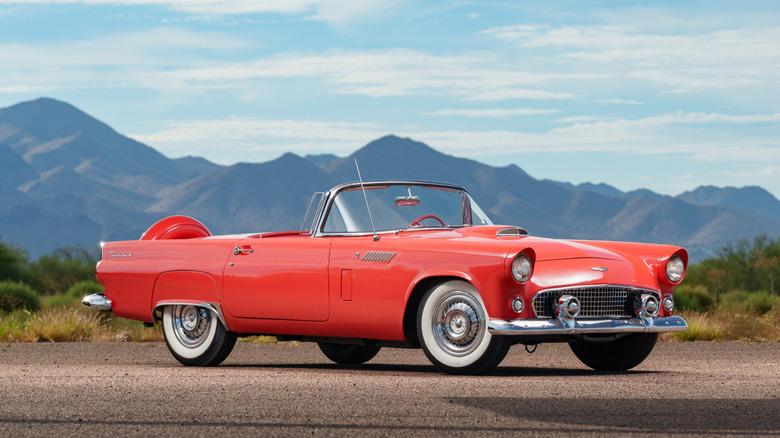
[1,97,779,261]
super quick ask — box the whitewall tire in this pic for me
[417,280,511,375]
[162,305,237,366]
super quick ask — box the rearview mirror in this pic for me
[395,196,420,206]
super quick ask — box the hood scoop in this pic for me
[496,227,528,237]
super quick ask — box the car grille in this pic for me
[532,286,659,318]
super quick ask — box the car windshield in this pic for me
[320,183,493,234]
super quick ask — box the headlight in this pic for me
[666,255,685,283]
[511,254,533,283]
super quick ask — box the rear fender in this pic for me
[151,271,228,330]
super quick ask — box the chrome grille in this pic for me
[532,286,658,318]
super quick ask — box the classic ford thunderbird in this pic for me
[84,180,688,374]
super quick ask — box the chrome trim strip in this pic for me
[152,302,230,331]
[488,315,688,336]
[81,294,112,311]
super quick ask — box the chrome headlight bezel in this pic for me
[666,255,685,283]
[511,254,533,283]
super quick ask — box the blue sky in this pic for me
[1,0,779,198]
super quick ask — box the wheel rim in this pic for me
[171,305,212,349]
[432,291,486,356]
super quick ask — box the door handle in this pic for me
[234,247,254,255]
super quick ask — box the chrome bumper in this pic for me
[82,294,112,311]
[488,315,687,336]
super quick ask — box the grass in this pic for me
[2,295,777,344]
[661,306,779,342]
[0,307,164,342]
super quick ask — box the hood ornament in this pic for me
[590,266,608,272]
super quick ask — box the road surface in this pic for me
[1,341,778,436]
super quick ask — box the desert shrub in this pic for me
[674,285,715,312]
[720,290,775,315]
[26,247,99,295]
[66,280,103,299]
[672,311,726,341]
[0,239,30,283]
[24,307,105,342]
[0,281,40,312]
[44,294,78,309]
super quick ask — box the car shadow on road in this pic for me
[218,362,661,377]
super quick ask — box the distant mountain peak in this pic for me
[0,97,120,147]
[357,135,438,156]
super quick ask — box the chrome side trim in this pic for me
[152,302,230,332]
[488,315,688,336]
[82,294,112,311]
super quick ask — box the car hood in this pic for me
[451,226,626,262]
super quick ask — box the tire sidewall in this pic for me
[162,305,219,361]
[418,280,493,370]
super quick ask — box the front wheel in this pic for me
[162,305,237,366]
[417,280,511,375]
[569,333,658,371]
[318,343,381,364]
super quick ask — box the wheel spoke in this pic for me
[432,291,485,356]
[172,305,212,349]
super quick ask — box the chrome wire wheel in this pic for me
[417,280,511,375]
[162,304,236,366]
[171,305,212,349]
[432,292,485,356]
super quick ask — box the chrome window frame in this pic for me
[310,181,489,238]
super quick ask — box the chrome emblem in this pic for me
[590,267,608,272]
[109,251,134,258]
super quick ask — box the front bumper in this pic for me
[488,315,687,336]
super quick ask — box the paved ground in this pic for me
[0,341,778,437]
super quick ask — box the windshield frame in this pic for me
[311,181,493,237]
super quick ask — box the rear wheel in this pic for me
[417,280,511,375]
[569,333,658,371]
[162,305,236,366]
[318,343,381,364]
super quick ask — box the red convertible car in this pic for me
[84,180,688,374]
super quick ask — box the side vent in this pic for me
[361,251,397,263]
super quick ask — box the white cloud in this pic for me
[163,49,588,101]
[426,108,561,118]
[132,110,780,166]
[0,0,398,25]
[129,117,386,163]
[482,24,780,93]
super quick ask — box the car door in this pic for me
[327,235,412,336]
[222,235,331,321]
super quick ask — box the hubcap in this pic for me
[432,292,485,356]
[171,305,211,348]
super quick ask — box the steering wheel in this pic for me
[410,214,446,227]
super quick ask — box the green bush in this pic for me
[720,290,775,315]
[674,285,715,312]
[25,247,99,295]
[0,281,40,312]
[66,280,103,299]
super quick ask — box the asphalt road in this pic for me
[1,341,778,437]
